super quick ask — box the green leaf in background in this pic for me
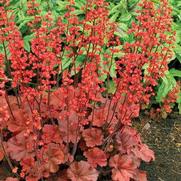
[110,11,119,22]
[110,59,116,78]
[156,71,176,102]
[72,9,84,16]
[169,68,181,77]
[107,80,116,94]
[75,0,86,9]
[119,13,132,22]
[62,58,71,72]
[127,0,140,10]
[115,23,129,39]
[71,55,86,76]
[174,44,181,63]
[23,34,34,52]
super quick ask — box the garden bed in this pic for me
[138,112,181,181]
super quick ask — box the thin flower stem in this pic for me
[0,132,20,178]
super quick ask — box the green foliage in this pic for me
[170,0,181,64]
[108,0,139,42]
[156,69,181,113]
[156,71,176,103]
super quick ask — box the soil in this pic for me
[137,111,181,181]
[0,112,180,181]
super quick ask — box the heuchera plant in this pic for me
[0,0,175,180]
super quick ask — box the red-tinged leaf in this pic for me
[0,105,9,129]
[0,95,6,107]
[41,92,62,119]
[118,103,140,125]
[132,144,155,162]
[20,157,35,173]
[84,147,107,167]
[22,160,44,181]
[42,143,65,173]
[5,177,19,181]
[116,126,141,154]
[42,124,62,144]
[91,108,106,127]
[26,175,39,181]
[89,98,118,127]
[82,128,103,147]
[50,92,62,108]
[8,96,19,110]
[109,154,139,181]
[67,161,99,181]
[6,131,35,161]
[111,168,130,181]
[7,109,29,133]
[58,111,80,143]
[128,103,140,118]
[0,145,4,161]
[134,170,147,181]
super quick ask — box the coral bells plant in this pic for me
[0,0,175,180]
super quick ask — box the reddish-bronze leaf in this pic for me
[91,108,106,127]
[132,144,155,162]
[84,147,107,167]
[6,131,35,161]
[42,124,62,144]
[0,145,4,161]
[5,177,19,181]
[42,143,65,173]
[67,161,99,181]
[82,128,103,147]
[58,111,80,143]
[116,126,141,154]
[7,109,29,133]
[109,154,139,181]
[20,157,35,174]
